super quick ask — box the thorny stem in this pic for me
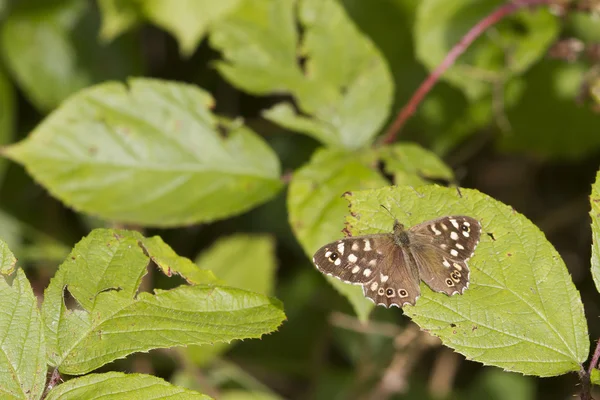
[379,0,557,145]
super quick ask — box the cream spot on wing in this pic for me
[450,231,459,240]
[348,254,358,263]
[462,231,470,237]
[453,263,462,271]
[363,240,372,251]
[443,258,451,268]
[450,249,458,257]
[441,223,448,230]
[440,244,447,249]
[363,269,372,277]
[464,221,471,227]
[456,243,464,250]
[352,265,360,274]
[370,282,378,291]
[430,224,442,235]
[380,274,389,283]
[368,259,377,267]
[334,258,341,266]
[351,242,359,251]
[450,219,459,229]
[337,242,345,254]
[325,251,332,258]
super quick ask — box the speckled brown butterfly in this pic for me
[312,216,481,308]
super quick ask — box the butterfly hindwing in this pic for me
[361,245,421,307]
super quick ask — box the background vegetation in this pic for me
[1,0,600,399]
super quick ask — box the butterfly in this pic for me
[312,216,481,308]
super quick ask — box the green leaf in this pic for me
[141,0,241,56]
[502,60,600,159]
[210,0,393,150]
[0,0,140,112]
[45,372,211,400]
[41,229,286,375]
[4,79,283,227]
[590,170,600,293]
[415,0,559,99]
[347,185,588,376]
[378,142,455,186]
[288,148,388,321]
[0,265,46,400]
[97,0,144,42]
[195,234,276,295]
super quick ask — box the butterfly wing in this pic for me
[312,234,421,307]
[408,216,481,296]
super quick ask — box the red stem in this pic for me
[380,0,556,145]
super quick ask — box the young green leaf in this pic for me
[42,229,286,375]
[378,143,455,186]
[288,149,388,321]
[44,372,211,400]
[140,0,241,56]
[4,79,283,227]
[0,263,46,399]
[590,170,600,293]
[415,0,559,99]
[592,368,600,386]
[97,0,143,42]
[347,185,588,376]
[210,0,393,150]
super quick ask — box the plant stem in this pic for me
[380,0,556,145]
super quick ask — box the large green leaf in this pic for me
[0,0,140,112]
[590,170,600,293]
[210,0,393,150]
[41,229,286,375]
[3,79,283,227]
[415,0,559,99]
[288,148,388,321]
[45,372,211,400]
[0,249,46,400]
[347,185,588,376]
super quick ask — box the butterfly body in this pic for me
[312,216,481,308]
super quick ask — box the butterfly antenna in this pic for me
[380,204,395,220]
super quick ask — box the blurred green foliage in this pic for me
[1,0,600,399]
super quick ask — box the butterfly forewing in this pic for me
[408,216,481,295]
[312,235,394,285]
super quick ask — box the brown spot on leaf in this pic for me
[507,253,512,257]
[472,325,478,332]
[450,323,456,328]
